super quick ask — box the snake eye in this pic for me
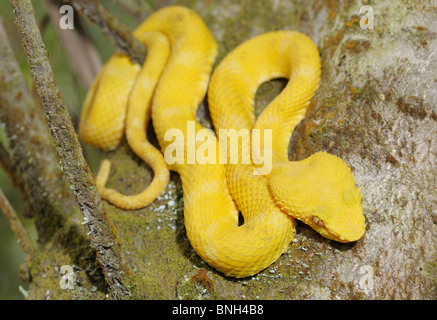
[312,216,325,228]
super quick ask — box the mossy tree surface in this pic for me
[6,0,436,299]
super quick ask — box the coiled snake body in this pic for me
[79,6,365,278]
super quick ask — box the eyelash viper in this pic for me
[79,6,366,278]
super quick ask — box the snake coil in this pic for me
[79,6,365,278]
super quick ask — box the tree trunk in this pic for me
[3,0,436,299]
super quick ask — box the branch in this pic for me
[0,187,35,255]
[111,0,152,21]
[9,0,133,299]
[0,15,74,239]
[65,0,146,64]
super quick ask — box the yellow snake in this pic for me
[79,6,366,278]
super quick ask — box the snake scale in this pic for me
[79,6,365,278]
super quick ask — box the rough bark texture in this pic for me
[4,0,436,299]
[0,15,76,239]
[285,0,437,299]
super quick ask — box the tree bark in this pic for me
[1,0,435,299]
[6,0,133,299]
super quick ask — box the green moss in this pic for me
[28,214,108,299]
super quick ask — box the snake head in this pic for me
[268,151,366,243]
